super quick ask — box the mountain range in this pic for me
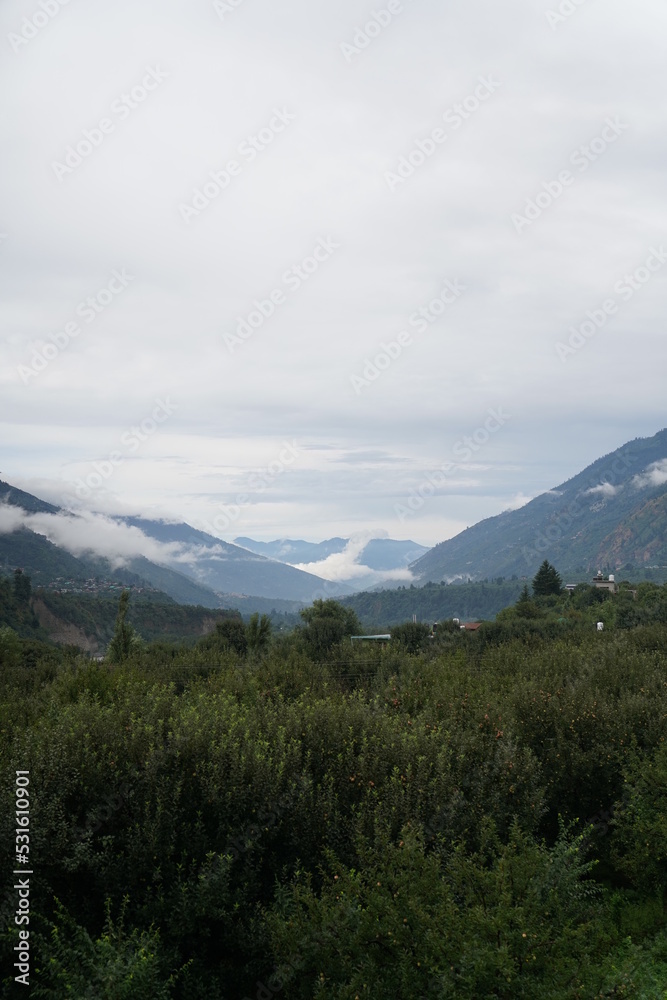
[410,427,667,584]
[234,535,429,590]
[119,517,352,602]
[234,537,428,568]
[0,481,349,607]
[1,428,666,612]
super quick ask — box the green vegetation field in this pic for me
[1,583,667,998]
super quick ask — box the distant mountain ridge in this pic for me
[0,486,225,607]
[0,481,59,515]
[234,536,430,589]
[122,518,351,601]
[234,537,349,564]
[3,428,666,607]
[410,428,667,583]
[361,539,431,571]
[0,481,350,606]
[235,536,428,569]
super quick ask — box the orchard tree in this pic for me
[391,621,431,652]
[532,560,563,597]
[299,599,362,658]
[197,615,248,657]
[13,568,31,606]
[107,590,143,663]
[212,618,248,657]
[0,626,21,668]
[515,583,540,618]
[246,612,271,653]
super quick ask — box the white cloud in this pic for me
[0,504,186,568]
[503,492,534,510]
[584,483,619,498]
[293,530,415,588]
[0,505,26,534]
[293,532,383,581]
[633,458,667,489]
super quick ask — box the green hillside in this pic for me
[412,428,667,583]
[0,478,60,514]
[122,555,225,608]
[0,479,342,604]
[0,481,224,609]
[0,526,103,585]
[0,573,47,640]
[342,578,526,628]
[597,491,667,568]
[33,590,241,649]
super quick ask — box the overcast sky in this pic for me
[1,0,666,548]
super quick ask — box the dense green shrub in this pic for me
[297,599,362,658]
[32,899,175,999]
[1,616,666,997]
[390,621,432,652]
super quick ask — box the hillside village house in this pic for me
[592,572,617,594]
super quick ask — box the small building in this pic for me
[592,571,617,594]
[460,622,483,631]
[350,634,391,644]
